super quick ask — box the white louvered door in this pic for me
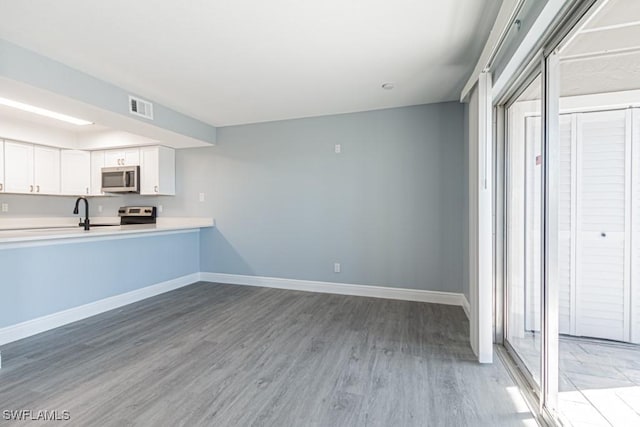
[525,116,542,333]
[558,115,575,336]
[575,110,630,342]
[632,108,640,344]
[524,115,575,335]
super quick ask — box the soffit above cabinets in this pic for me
[0,77,211,149]
[0,0,502,126]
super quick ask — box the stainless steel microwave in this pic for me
[101,166,140,193]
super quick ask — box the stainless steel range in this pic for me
[118,206,157,225]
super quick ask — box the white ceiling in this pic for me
[560,0,640,97]
[0,0,501,126]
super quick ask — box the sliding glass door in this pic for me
[500,1,640,425]
[504,73,544,390]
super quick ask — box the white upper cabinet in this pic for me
[61,150,91,196]
[33,145,61,194]
[140,146,175,195]
[104,148,140,167]
[0,140,4,192]
[4,142,60,195]
[4,141,35,193]
[1,142,175,197]
[90,150,106,196]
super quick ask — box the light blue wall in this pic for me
[200,103,466,292]
[463,102,470,301]
[0,39,216,144]
[0,231,199,328]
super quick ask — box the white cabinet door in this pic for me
[61,150,90,196]
[576,110,629,342]
[104,148,140,167]
[140,146,175,195]
[4,141,34,193]
[123,148,139,166]
[33,145,61,195]
[104,150,122,167]
[91,151,106,196]
[140,146,159,195]
[0,140,4,192]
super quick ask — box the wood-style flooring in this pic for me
[0,282,535,426]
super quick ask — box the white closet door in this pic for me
[525,116,542,332]
[576,110,630,342]
[558,115,575,335]
[632,108,640,344]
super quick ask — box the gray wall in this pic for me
[463,102,470,301]
[0,231,199,328]
[1,103,466,293]
[202,103,465,292]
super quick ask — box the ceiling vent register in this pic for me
[128,96,154,120]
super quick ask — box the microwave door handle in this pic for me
[123,172,129,189]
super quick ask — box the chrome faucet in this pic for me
[73,197,90,230]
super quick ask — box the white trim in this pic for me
[477,73,494,364]
[492,0,568,99]
[0,273,200,346]
[461,0,524,101]
[462,295,471,320]
[200,272,467,307]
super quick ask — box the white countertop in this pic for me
[0,217,214,246]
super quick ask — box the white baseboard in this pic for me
[200,272,467,307]
[0,272,468,347]
[462,295,471,320]
[0,272,200,346]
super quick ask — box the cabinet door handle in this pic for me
[0,183,3,191]
[86,187,89,195]
[30,185,34,192]
[154,185,158,193]
[37,185,40,193]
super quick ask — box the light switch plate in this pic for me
[199,193,205,202]
[335,144,341,154]
[1,203,8,213]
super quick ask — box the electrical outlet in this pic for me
[98,205,103,213]
[334,262,341,273]
[335,144,341,154]
[158,205,163,213]
[199,193,205,202]
[1,203,8,213]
